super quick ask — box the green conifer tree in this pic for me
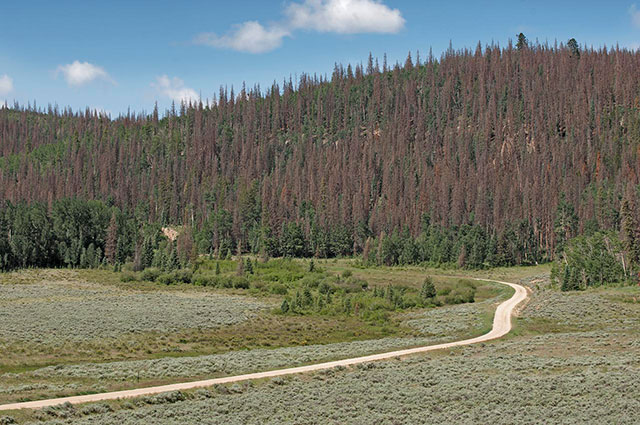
[420,276,437,300]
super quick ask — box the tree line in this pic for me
[0,199,135,271]
[555,188,640,290]
[2,187,637,275]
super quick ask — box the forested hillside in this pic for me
[1,41,640,270]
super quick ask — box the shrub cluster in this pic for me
[193,274,250,289]
[119,258,478,324]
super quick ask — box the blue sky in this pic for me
[1,0,639,116]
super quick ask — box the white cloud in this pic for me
[195,21,290,54]
[56,61,114,86]
[286,0,405,34]
[194,0,404,53]
[631,4,640,28]
[152,75,199,104]
[0,74,13,96]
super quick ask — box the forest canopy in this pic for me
[1,40,640,275]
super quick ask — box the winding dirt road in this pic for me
[0,278,527,411]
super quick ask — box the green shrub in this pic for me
[193,274,234,288]
[259,258,301,272]
[231,276,250,289]
[299,274,322,288]
[156,270,192,285]
[420,276,436,300]
[437,287,451,296]
[157,273,174,285]
[401,293,422,308]
[250,280,265,291]
[220,277,233,288]
[349,278,368,290]
[140,267,161,282]
[359,309,390,322]
[193,273,219,287]
[444,286,476,304]
[280,299,290,313]
[339,278,367,293]
[121,262,135,272]
[120,271,138,282]
[171,269,193,284]
[318,281,333,294]
[342,270,353,278]
[268,283,288,295]
[261,270,305,283]
[364,297,392,312]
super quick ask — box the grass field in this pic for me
[0,269,269,371]
[4,264,639,424]
[0,259,511,409]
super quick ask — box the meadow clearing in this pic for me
[0,258,510,408]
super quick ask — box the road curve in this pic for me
[0,278,527,411]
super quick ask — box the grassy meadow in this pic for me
[2,259,638,424]
[0,258,510,406]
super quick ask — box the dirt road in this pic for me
[0,278,527,411]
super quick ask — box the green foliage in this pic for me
[620,192,640,267]
[516,33,528,50]
[420,277,436,300]
[51,199,112,267]
[554,194,578,256]
[119,271,138,283]
[195,209,234,256]
[141,267,162,282]
[357,218,541,269]
[381,231,402,265]
[558,232,627,291]
[280,299,290,313]
[157,269,194,285]
[444,285,476,304]
[568,38,580,58]
[561,264,580,292]
[0,194,549,273]
[280,222,307,257]
[0,199,153,271]
[245,258,254,274]
[153,258,481,322]
[164,245,180,271]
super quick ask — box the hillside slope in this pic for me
[1,43,639,261]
